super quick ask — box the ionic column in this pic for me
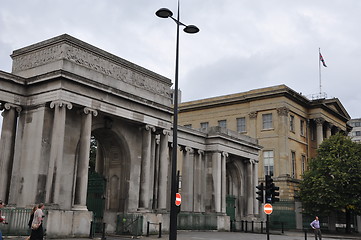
[158,130,169,210]
[247,159,254,216]
[46,100,72,204]
[326,122,333,138]
[221,152,228,213]
[248,111,258,138]
[139,124,155,209]
[199,150,206,212]
[212,151,222,213]
[181,146,194,212]
[193,150,203,212]
[0,103,22,201]
[74,107,97,209]
[315,118,325,146]
[253,159,259,215]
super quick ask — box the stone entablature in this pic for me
[11,34,172,103]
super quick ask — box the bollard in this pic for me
[251,221,254,233]
[147,221,150,237]
[245,220,248,233]
[101,222,106,240]
[261,221,263,234]
[230,220,233,232]
[158,223,162,238]
[281,222,284,234]
[241,220,244,232]
[304,228,307,240]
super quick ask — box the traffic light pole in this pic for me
[266,214,270,240]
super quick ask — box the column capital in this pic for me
[277,106,289,116]
[1,103,22,113]
[222,152,229,158]
[314,117,325,125]
[197,150,204,155]
[50,100,73,110]
[249,111,258,119]
[83,107,98,116]
[161,129,171,136]
[144,124,156,132]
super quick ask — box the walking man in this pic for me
[310,216,322,240]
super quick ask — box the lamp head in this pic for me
[184,25,199,34]
[156,8,173,18]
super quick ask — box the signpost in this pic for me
[264,203,273,240]
[175,193,181,206]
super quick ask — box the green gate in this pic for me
[87,170,106,233]
[226,195,236,221]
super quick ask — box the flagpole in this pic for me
[319,47,322,95]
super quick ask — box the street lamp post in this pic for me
[156,2,199,240]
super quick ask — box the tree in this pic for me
[299,133,361,232]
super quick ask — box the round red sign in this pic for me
[264,203,273,215]
[175,193,181,206]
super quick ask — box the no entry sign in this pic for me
[175,193,181,206]
[264,203,273,215]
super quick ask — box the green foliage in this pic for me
[299,133,361,215]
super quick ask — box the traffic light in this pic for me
[270,183,280,203]
[256,183,264,203]
[265,175,280,203]
[265,175,273,203]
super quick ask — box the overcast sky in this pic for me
[1,0,361,134]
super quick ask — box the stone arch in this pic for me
[226,157,245,220]
[87,127,131,213]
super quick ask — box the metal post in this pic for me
[159,223,162,238]
[281,222,284,234]
[252,221,254,233]
[147,221,150,237]
[261,221,264,234]
[241,220,244,232]
[245,220,248,233]
[266,215,270,240]
[304,228,307,240]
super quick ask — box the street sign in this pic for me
[175,193,181,206]
[264,203,273,215]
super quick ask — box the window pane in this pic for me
[263,114,272,129]
[200,122,209,129]
[218,120,227,128]
[237,117,246,132]
[263,150,274,176]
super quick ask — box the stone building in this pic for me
[0,34,261,237]
[178,85,351,228]
[348,118,361,143]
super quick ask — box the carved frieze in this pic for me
[12,39,170,98]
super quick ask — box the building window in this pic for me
[301,155,306,175]
[262,113,273,129]
[290,115,295,132]
[200,122,209,129]
[300,120,305,136]
[218,120,227,128]
[184,124,192,128]
[353,131,361,136]
[354,122,361,127]
[263,150,274,176]
[291,151,296,178]
[237,117,246,132]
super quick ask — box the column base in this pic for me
[72,205,88,211]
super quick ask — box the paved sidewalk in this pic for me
[4,230,361,240]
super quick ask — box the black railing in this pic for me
[230,220,285,234]
[146,221,162,238]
